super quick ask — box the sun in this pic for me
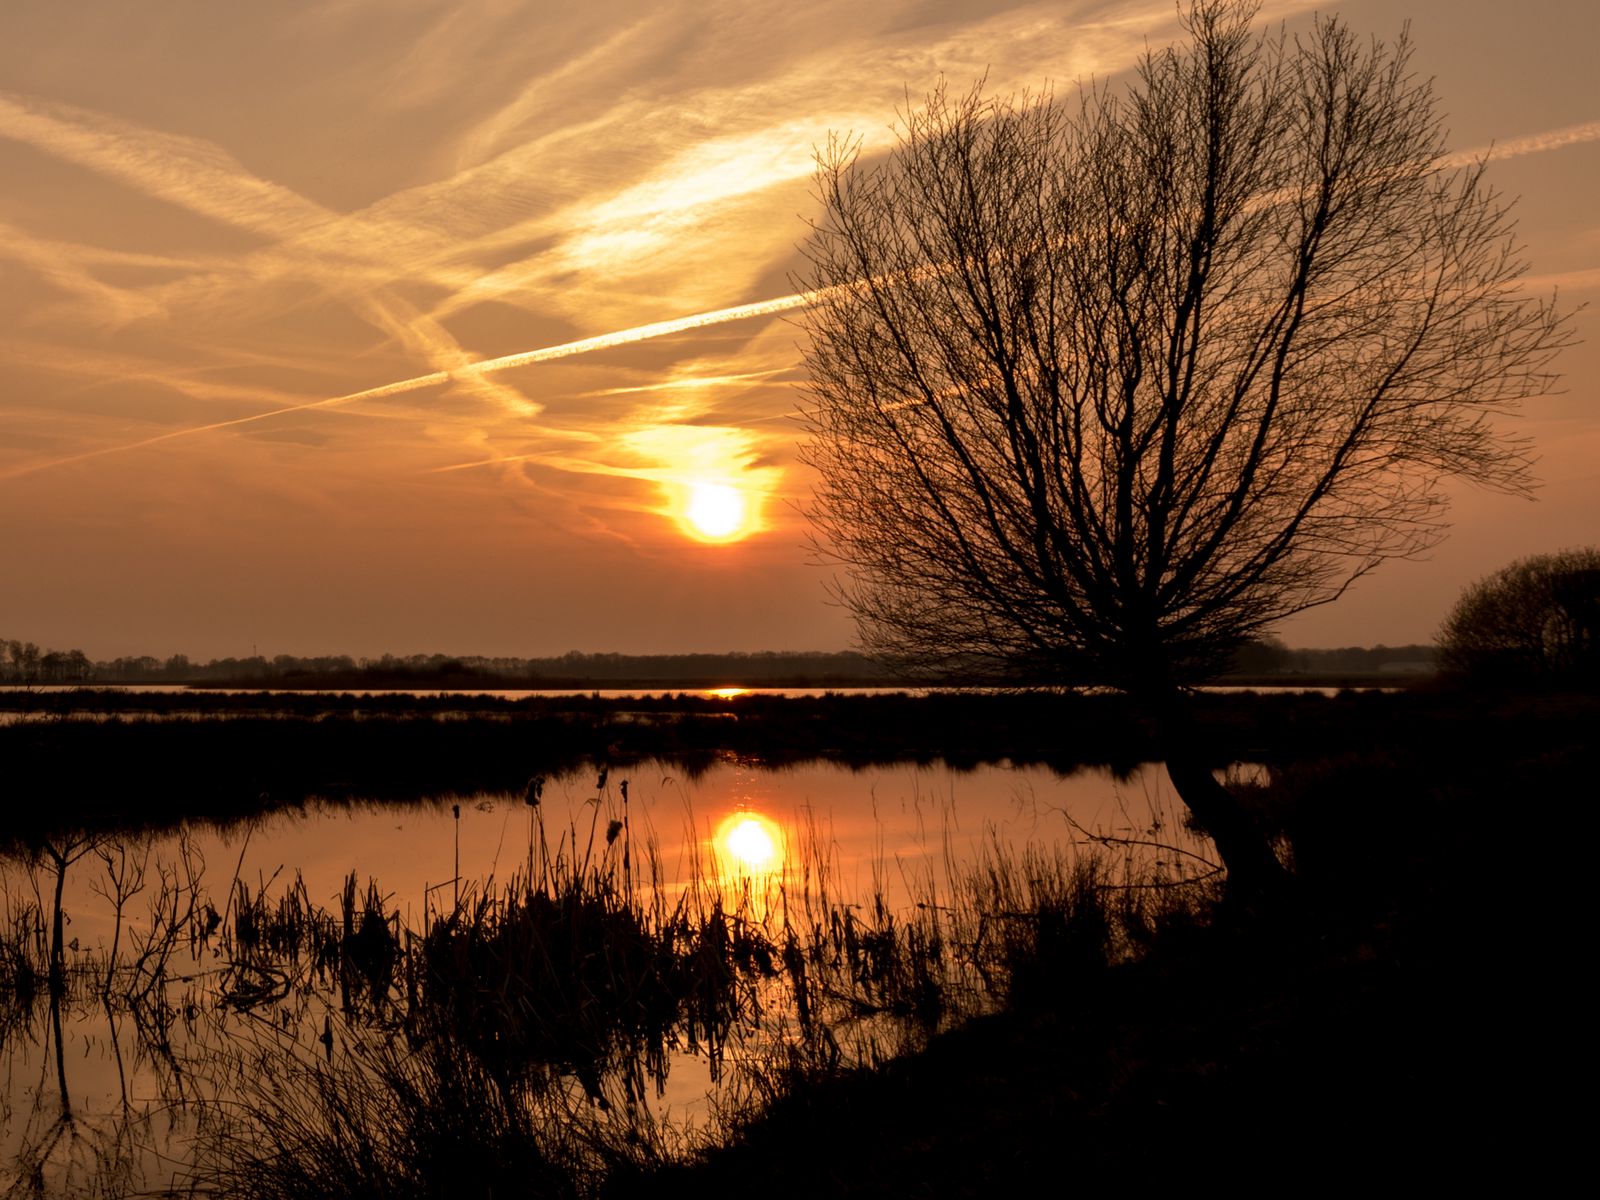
[717,812,782,873]
[684,481,747,541]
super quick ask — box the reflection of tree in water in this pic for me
[2,978,177,1196]
[1,832,206,1197]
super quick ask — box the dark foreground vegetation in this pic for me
[2,683,1588,1193]
[615,694,1588,1194]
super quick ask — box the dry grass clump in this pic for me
[0,894,46,1046]
[187,814,1218,1199]
[415,875,755,1107]
[4,772,1223,1200]
[194,1028,591,1200]
[188,833,778,1198]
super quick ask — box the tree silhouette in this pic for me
[1438,549,1600,683]
[797,0,1571,898]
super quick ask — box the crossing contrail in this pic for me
[0,290,820,481]
[8,111,1592,486]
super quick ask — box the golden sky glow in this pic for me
[0,1,1595,658]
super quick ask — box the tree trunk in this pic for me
[1150,691,1289,905]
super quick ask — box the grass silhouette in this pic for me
[2,683,1588,1193]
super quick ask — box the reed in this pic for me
[194,1024,592,1200]
[0,892,45,1043]
[4,774,1223,1199]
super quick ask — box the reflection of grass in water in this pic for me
[8,690,1591,1192]
[0,892,45,1030]
[198,1028,593,1200]
[188,802,1210,1199]
[0,767,1216,1197]
[416,867,755,1106]
[193,835,768,1196]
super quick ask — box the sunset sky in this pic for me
[2,0,1595,661]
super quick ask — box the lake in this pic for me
[1,755,1233,1194]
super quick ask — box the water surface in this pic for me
[1,757,1227,1194]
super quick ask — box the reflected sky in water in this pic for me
[136,757,1211,927]
[1,756,1224,1191]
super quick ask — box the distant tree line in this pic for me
[2,640,94,683]
[1226,638,1435,678]
[0,645,898,687]
[0,638,1441,688]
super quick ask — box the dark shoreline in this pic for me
[3,682,1586,1190]
[167,670,1424,691]
[608,684,1587,1194]
[2,685,1591,845]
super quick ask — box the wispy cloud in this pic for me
[0,290,819,480]
[11,91,1592,485]
[0,91,325,238]
[1,0,1588,539]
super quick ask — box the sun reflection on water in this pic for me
[714,810,784,877]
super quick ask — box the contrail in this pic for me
[1444,119,1600,167]
[0,370,453,480]
[0,290,819,481]
[8,110,1591,485]
[451,291,815,376]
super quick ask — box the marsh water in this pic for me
[1,755,1230,1195]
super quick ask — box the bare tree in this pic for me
[797,0,1572,898]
